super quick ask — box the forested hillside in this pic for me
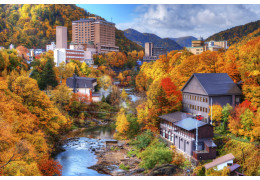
[124,28,183,51]
[206,20,260,45]
[134,28,260,175]
[0,4,142,52]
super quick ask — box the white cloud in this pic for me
[116,4,260,38]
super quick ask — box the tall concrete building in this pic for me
[143,42,167,62]
[56,26,67,49]
[72,17,119,53]
[145,42,153,56]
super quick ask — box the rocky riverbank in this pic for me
[89,140,146,176]
[89,140,180,176]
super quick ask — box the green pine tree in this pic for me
[38,58,58,90]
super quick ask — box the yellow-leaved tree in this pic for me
[115,108,129,137]
[208,104,223,126]
[121,88,128,101]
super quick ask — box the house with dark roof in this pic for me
[66,74,100,102]
[181,73,242,122]
[160,112,216,161]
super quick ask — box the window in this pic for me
[227,163,233,166]
[236,97,240,103]
[205,98,208,103]
[195,96,196,101]
[200,107,202,111]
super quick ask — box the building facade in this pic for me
[54,48,85,66]
[56,26,67,49]
[159,112,216,161]
[181,73,242,122]
[72,17,119,53]
[143,42,167,62]
[46,42,56,51]
[66,75,100,102]
[186,37,228,55]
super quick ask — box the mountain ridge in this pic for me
[124,28,183,51]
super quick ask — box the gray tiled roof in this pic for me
[181,73,242,95]
[66,76,96,89]
[159,112,193,123]
[174,118,207,131]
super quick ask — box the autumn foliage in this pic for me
[38,159,62,176]
[0,77,67,175]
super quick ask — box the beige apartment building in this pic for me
[72,17,119,53]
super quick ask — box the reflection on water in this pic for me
[68,126,115,139]
[56,126,114,176]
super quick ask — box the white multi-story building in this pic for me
[46,42,56,52]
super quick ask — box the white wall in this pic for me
[216,160,233,170]
[54,48,66,66]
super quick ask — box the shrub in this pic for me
[139,139,173,169]
[131,130,154,150]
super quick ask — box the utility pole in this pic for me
[211,97,213,125]
[196,120,198,151]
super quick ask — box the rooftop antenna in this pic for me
[195,120,198,151]
[211,97,213,125]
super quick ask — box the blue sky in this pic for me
[77,4,138,24]
[76,4,260,39]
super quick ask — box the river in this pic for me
[55,126,115,176]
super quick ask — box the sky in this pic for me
[77,4,260,39]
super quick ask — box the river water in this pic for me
[55,126,115,176]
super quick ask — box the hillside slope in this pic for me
[206,20,260,45]
[0,4,142,52]
[170,36,197,47]
[124,28,183,51]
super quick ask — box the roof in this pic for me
[72,18,115,25]
[204,153,235,169]
[181,73,242,96]
[66,76,96,89]
[159,112,193,123]
[173,118,207,131]
[204,139,217,148]
[228,164,240,172]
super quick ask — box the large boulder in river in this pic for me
[147,164,177,176]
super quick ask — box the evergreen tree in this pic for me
[38,58,58,90]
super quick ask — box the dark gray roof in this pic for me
[66,76,96,89]
[181,73,242,95]
[174,118,207,131]
[204,139,217,148]
[228,164,240,172]
[159,112,193,123]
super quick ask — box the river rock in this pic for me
[127,168,145,176]
[147,164,177,176]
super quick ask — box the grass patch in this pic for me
[119,163,130,171]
